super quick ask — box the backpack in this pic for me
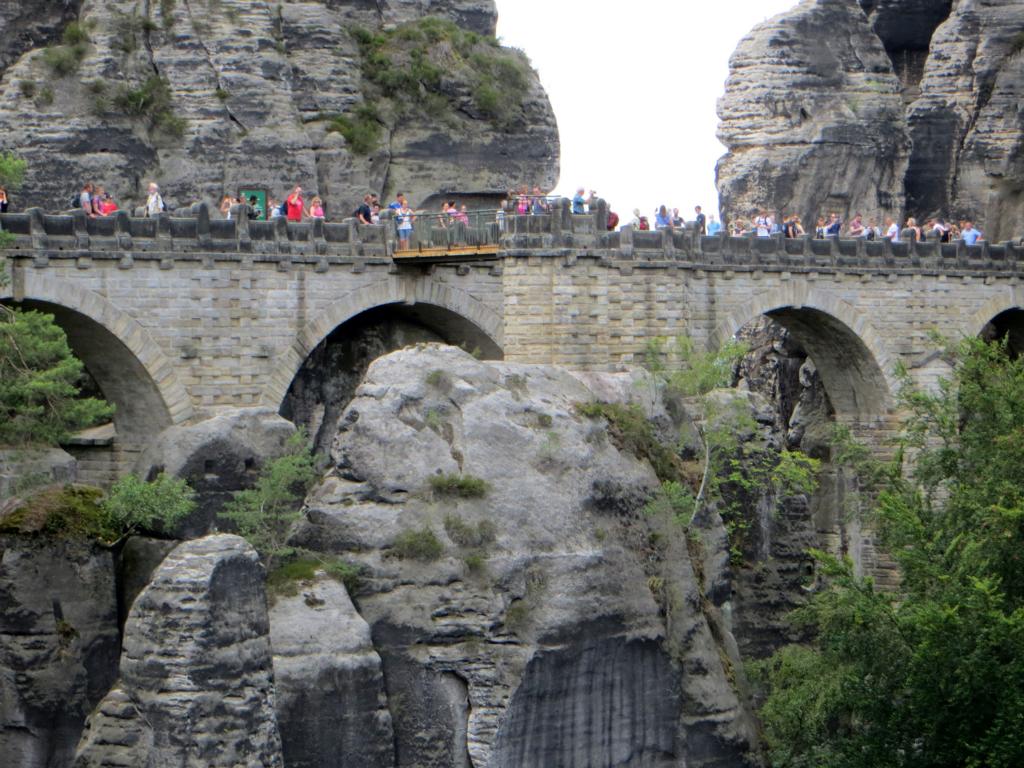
[638,216,650,231]
[71,192,81,210]
[607,211,619,230]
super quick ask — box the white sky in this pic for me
[495,0,798,221]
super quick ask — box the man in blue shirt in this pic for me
[707,215,722,236]
[572,188,586,215]
[961,221,982,245]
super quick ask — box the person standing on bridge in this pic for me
[286,186,304,222]
[572,188,586,215]
[396,200,415,250]
[0,187,8,213]
[145,183,164,217]
[694,206,706,235]
[961,221,983,245]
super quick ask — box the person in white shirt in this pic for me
[885,217,900,242]
[145,182,164,217]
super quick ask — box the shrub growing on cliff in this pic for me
[429,473,489,498]
[347,16,533,132]
[326,105,382,155]
[112,76,187,138]
[103,472,195,536]
[752,336,1024,768]
[219,431,318,570]
[0,309,114,447]
[0,484,115,540]
[391,525,444,561]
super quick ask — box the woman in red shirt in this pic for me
[285,186,304,222]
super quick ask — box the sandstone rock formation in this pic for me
[74,534,283,768]
[716,0,910,228]
[0,0,558,214]
[269,575,395,768]
[718,0,1024,240]
[0,537,120,768]
[134,407,296,537]
[290,344,760,767]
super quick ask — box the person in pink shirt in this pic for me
[309,196,325,219]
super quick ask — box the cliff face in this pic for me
[717,0,1024,240]
[0,0,559,214]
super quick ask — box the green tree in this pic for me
[103,472,196,536]
[0,309,114,446]
[753,336,1024,768]
[219,431,318,569]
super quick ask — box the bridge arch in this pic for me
[3,273,194,441]
[709,286,898,422]
[262,277,504,412]
[969,290,1024,356]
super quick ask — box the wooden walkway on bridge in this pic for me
[390,243,501,264]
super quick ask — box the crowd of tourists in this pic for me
[728,209,984,245]
[0,182,995,249]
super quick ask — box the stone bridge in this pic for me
[3,201,1024,486]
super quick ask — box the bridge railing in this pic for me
[2,201,1023,273]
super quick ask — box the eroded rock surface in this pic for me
[0,0,558,214]
[0,537,119,768]
[291,344,758,768]
[718,0,1024,239]
[134,407,296,537]
[716,0,910,227]
[270,575,395,768]
[74,534,283,768]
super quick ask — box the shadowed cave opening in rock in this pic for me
[280,302,503,454]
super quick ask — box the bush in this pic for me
[0,308,114,447]
[42,45,83,77]
[113,76,188,138]
[391,525,444,561]
[576,401,683,483]
[327,105,381,155]
[18,80,36,99]
[219,431,319,569]
[0,152,27,191]
[444,514,497,548]
[266,554,364,597]
[429,473,489,498]
[0,484,116,541]
[349,16,532,128]
[102,473,195,536]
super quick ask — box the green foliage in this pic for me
[1011,30,1024,56]
[36,87,54,107]
[112,76,187,138]
[18,80,36,99]
[0,484,117,541]
[266,553,364,597]
[425,368,452,391]
[102,473,195,535]
[443,513,496,548]
[643,480,696,528]
[62,22,91,47]
[159,0,177,28]
[326,104,381,155]
[576,401,682,483]
[0,309,114,447]
[349,16,532,130]
[429,473,489,498]
[42,25,90,77]
[219,431,318,569]
[754,336,1024,768]
[390,525,444,561]
[0,231,14,250]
